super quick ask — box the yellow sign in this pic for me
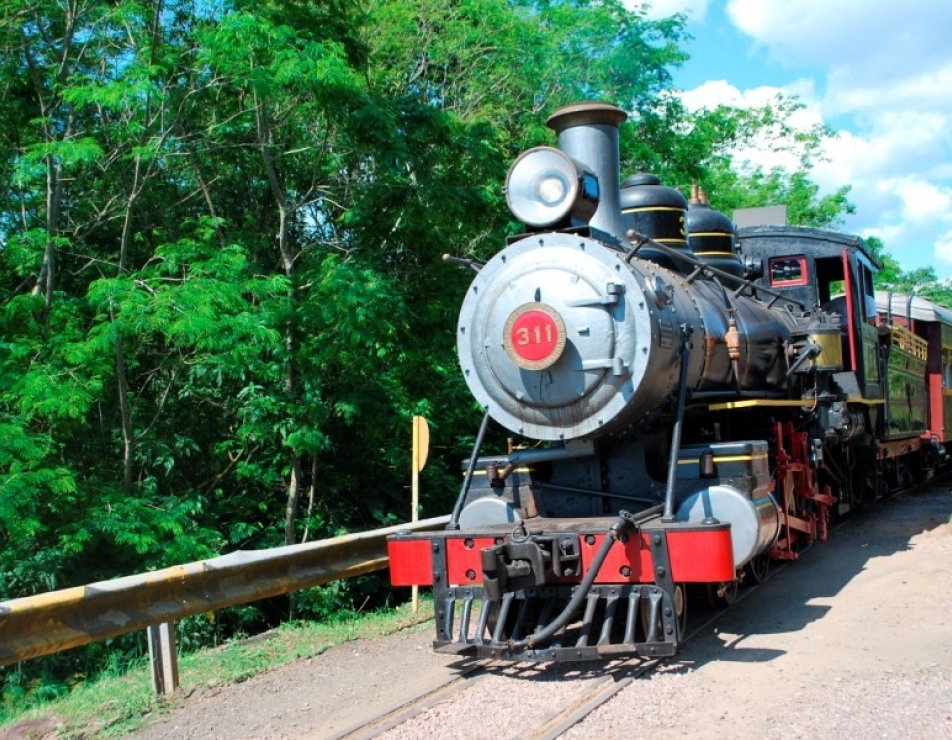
[412,415,430,473]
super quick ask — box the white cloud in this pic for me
[680,79,744,109]
[889,177,951,222]
[935,229,952,266]
[681,80,817,121]
[723,0,952,123]
[825,64,952,127]
[726,0,952,78]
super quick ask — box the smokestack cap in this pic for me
[547,102,627,133]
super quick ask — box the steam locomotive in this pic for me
[387,102,952,662]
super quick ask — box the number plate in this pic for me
[503,302,567,370]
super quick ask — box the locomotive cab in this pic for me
[740,225,883,387]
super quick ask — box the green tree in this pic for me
[643,95,854,228]
[709,164,853,228]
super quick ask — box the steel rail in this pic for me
[514,672,644,740]
[0,515,450,667]
[329,663,490,740]
[511,570,787,740]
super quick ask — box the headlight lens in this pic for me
[506,147,598,227]
[537,172,569,206]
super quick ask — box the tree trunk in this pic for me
[301,455,318,544]
[114,146,146,496]
[31,156,63,312]
[115,317,135,496]
[284,457,304,545]
[255,97,304,546]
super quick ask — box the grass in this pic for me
[0,598,435,738]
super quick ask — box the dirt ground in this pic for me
[120,482,952,740]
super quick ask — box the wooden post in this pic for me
[147,622,179,695]
[411,416,429,612]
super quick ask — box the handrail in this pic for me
[0,515,450,668]
[891,322,929,361]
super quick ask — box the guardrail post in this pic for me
[147,622,179,694]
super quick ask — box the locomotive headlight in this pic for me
[506,147,599,227]
[537,173,569,206]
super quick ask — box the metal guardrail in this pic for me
[0,515,450,671]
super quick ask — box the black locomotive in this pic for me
[387,102,950,662]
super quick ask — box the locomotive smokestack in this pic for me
[546,102,627,246]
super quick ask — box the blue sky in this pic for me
[639,0,952,280]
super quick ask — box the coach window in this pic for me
[944,349,952,388]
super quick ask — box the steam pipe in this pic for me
[447,407,492,530]
[662,326,692,522]
[625,231,806,310]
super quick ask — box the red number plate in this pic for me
[503,303,567,370]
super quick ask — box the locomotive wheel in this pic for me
[745,553,770,584]
[674,583,688,638]
[706,579,739,608]
[854,461,883,510]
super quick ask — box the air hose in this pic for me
[507,512,636,651]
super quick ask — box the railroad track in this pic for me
[326,578,772,740]
[507,666,653,740]
[325,659,490,740]
[326,658,650,740]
